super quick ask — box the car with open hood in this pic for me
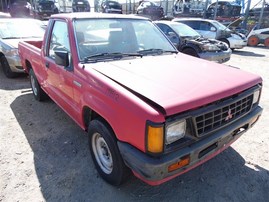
[155,20,231,63]
[173,18,247,50]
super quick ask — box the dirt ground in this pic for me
[0,46,268,202]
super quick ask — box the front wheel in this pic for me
[0,56,18,78]
[88,119,130,186]
[29,69,47,101]
[182,48,198,57]
[247,35,259,46]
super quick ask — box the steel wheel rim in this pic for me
[30,74,38,96]
[92,132,113,174]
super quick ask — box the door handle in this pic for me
[45,61,50,68]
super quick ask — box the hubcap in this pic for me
[30,74,38,96]
[92,132,113,174]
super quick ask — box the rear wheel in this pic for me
[0,56,18,78]
[182,48,198,57]
[88,119,130,186]
[29,69,47,101]
[248,35,259,46]
[264,37,269,47]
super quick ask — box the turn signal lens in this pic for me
[147,125,164,153]
[168,155,190,172]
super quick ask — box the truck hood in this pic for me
[90,54,261,116]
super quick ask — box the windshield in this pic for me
[73,18,176,61]
[0,20,45,39]
[170,23,200,37]
[211,20,231,31]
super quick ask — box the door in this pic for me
[44,20,75,113]
[197,21,217,39]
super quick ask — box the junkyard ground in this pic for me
[0,46,268,202]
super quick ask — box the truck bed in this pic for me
[18,40,43,74]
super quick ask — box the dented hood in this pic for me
[90,54,261,116]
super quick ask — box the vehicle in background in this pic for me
[173,18,247,50]
[32,0,59,20]
[172,0,205,17]
[8,0,31,17]
[249,3,269,17]
[247,24,269,47]
[155,21,231,63]
[18,13,263,186]
[0,18,45,78]
[72,0,90,12]
[100,0,122,14]
[205,1,241,25]
[136,1,164,20]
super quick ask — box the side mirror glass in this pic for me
[210,27,217,32]
[55,50,69,67]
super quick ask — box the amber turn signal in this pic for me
[147,125,164,153]
[168,155,190,172]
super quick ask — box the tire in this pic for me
[219,38,230,48]
[264,37,269,47]
[88,119,130,186]
[29,69,47,101]
[0,56,18,78]
[182,48,198,57]
[248,35,259,46]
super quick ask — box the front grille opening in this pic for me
[198,142,218,159]
[195,94,253,137]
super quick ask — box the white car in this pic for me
[172,18,247,50]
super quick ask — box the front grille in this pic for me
[194,94,253,137]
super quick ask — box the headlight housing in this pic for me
[253,90,261,105]
[165,120,186,145]
[202,44,220,51]
[146,119,186,154]
[6,48,18,57]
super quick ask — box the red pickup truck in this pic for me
[18,13,263,186]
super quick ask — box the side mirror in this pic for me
[210,27,217,32]
[55,50,69,67]
[168,32,176,37]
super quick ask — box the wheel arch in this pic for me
[82,106,115,137]
[24,60,32,73]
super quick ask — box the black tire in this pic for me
[88,119,130,186]
[0,56,18,78]
[29,69,47,101]
[219,38,230,48]
[182,48,198,57]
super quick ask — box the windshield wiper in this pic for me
[83,52,142,63]
[137,49,178,55]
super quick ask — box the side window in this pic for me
[183,21,199,30]
[48,21,70,59]
[200,22,211,31]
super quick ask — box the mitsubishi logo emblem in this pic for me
[225,109,233,121]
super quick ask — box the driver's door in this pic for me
[44,20,75,111]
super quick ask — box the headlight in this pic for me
[202,44,220,51]
[165,120,186,145]
[253,90,261,104]
[6,48,18,57]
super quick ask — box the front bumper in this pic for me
[228,37,247,49]
[118,106,262,186]
[199,49,232,63]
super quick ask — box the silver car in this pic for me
[0,18,45,78]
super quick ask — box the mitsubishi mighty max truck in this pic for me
[18,13,263,186]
